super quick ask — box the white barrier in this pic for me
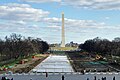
[0,72,120,80]
[1,72,120,76]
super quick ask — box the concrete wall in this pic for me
[0,72,120,80]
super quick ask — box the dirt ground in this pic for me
[66,51,117,72]
[0,54,49,74]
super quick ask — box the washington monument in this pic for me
[61,12,65,47]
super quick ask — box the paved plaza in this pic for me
[31,55,74,72]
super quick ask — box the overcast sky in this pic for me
[0,0,120,44]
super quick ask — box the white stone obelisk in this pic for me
[61,12,65,47]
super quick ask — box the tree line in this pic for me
[0,33,49,62]
[79,37,120,56]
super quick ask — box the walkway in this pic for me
[31,55,74,72]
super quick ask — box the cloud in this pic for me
[105,17,110,20]
[63,0,120,10]
[0,22,39,33]
[22,0,61,3]
[43,17,106,29]
[0,3,52,34]
[47,25,61,28]
[43,17,61,24]
[20,0,120,10]
[11,21,26,25]
[42,17,120,37]
[0,3,49,22]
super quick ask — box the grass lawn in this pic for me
[50,47,77,51]
[0,54,46,71]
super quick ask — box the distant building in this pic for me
[66,41,79,48]
[49,43,60,47]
